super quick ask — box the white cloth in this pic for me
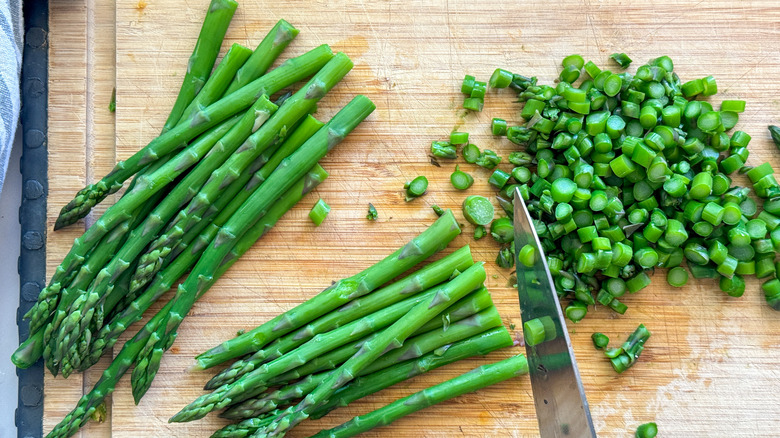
[0,0,22,194]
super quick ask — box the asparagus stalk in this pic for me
[129,122,301,293]
[205,246,475,389]
[25,217,131,336]
[217,327,512,434]
[263,294,499,397]
[135,53,354,294]
[161,0,238,133]
[170,113,324,264]
[44,97,279,375]
[194,209,460,370]
[27,114,240,342]
[201,277,489,406]
[308,354,529,438]
[84,122,325,370]
[177,43,253,125]
[44,164,330,438]
[11,330,44,369]
[310,324,511,420]
[26,113,233,340]
[135,96,375,402]
[53,0,238,230]
[221,303,502,420]
[214,327,510,437]
[225,19,299,95]
[245,262,489,437]
[52,44,333,233]
[170,262,486,425]
[130,164,334,403]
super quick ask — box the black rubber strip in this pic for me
[17,0,48,436]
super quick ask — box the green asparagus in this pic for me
[247,263,491,437]
[220,306,504,421]
[53,0,238,229]
[265,294,500,395]
[43,97,279,375]
[52,44,333,231]
[25,116,239,340]
[44,164,331,438]
[170,263,486,422]
[194,205,459,371]
[140,53,354,291]
[205,245,474,389]
[131,96,375,401]
[605,324,651,373]
[224,19,299,95]
[222,290,498,409]
[308,354,529,438]
[176,43,253,124]
[131,115,325,294]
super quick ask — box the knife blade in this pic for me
[513,188,596,438]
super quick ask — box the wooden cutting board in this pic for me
[44,0,780,436]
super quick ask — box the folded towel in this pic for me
[0,0,23,194]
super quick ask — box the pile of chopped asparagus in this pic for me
[170,212,526,437]
[433,54,780,319]
[12,1,379,436]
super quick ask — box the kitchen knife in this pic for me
[513,188,596,437]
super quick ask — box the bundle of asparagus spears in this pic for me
[166,211,526,437]
[11,1,381,436]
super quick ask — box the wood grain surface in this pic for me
[45,0,780,436]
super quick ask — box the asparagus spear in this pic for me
[73,144,269,372]
[44,97,279,375]
[176,43,253,125]
[161,0,237,133]
[258,295,499,401]
[136,97,376,402]
[84,121,325,370]
[130,73,362,400]
[170,261,486,425]
[205,245,475,389]
[194,208,460,370]
[44,164,330,438]
[308,354,529,438]
[203,278,489,406]
[128,116,317,293]
[167,114,324,265]
[214,327,511,436]
[53,0,238,230]
[25,217,130,336]
[135,53,354,293]
[130,163,335,403]
[218,328,511,435]
[52,44,333,233]
[220,304,503,420]
[224,19,299,95]
[25,117,240,341]
[244,262,490,437]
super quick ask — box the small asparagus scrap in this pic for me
[404,176,428,201]
[635,422,658,438]
[309,199,331,226]
[309,354,529,438]
[591,333,609,350]
[769,125,780,149]
[366,203,378,220]
[108,88,116,112]
[609,52,633,68]
[604,324,651,373]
